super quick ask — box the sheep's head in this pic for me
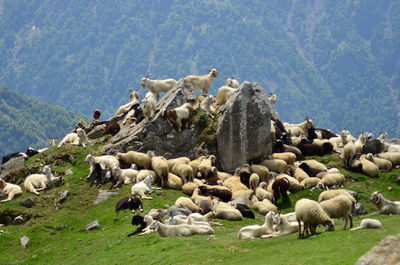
[208,69,218,78]
[76,128,86,137]
[370,191,383,205]
[130,90,139,100]
[85,154,94,162]
[209,155,216,164]
[225,77,235,87]
[111,166,120,175]
[140,77,149,87]
[42,165,52,175]
[324,220,335,232]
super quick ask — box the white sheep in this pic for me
[0,179,23,203]
[225,77,240,88]
[212,200,243,221]
[183,69,218,94]
[370,191,400,214]
[131,175,154,200]
[249,173,260,191]
[136,169,157,182]
[350,219,382,231]
[388,144,400,152]
[140,77,177,101]
[270,152,296,165]
[284,119,314,137]
[171,163,194,184]
[359,155,380,178]
[58,128,88,148]
[316,173,345,189]
[365,153,392,171]
[198,155,216,178]
[167,173,183,190]
[319,195,354,230]
[318,189,356,204]
[260,159,287,174]
[215,85,237,106]
[116,151,152,169]
[167,157,190,171]
[141,92,157,119]
[24,166,61,195]
[115,90,139,116]
[354,133,367,154]
[85,154,119,178]
[269,212,299,237]
[251,164,270,183]
[175,197,202,213]
[237,211,275,239]
[111,166,138,187]
[255,182,274,202]
[300,177,320,189]
[191,188,212,207]
[147,221,214,237]
[251,196,277,215]
[151,155,169,187]
[295,198,334,238]
[377,152,400,167]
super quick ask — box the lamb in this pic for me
[212,200,243,221]
[319,195,354,230]
[225,77,240,88]
[151,155,169,187]
[237,211,275,239]
[140,76,177,101]
[141,92,157,120]
[115,197,143,216]
[215,86,237,106]
[116,151,152,169]
[171,163,194,184]
[260,159,287,174]
[198,155,216,178]
[175,197,203,213]
[377,152,400,167]
[116,90,140,116]
[147,221,214,237]
[0,179,23,203]
[350,219,382,231]
[58,128,88,148]
[131,175,154,200]
[163,101,195,132]
[167,173,183,190]
[370,191,400,214]
[295,198,334,238]
[183,69,219,94]
[111,166,138,187]
[23,166,61,195]
[316,173,345,189]
[365,153,392,171]
[359,155,380,178]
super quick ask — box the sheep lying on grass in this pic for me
[131,175,155,200]
[147,220,214,237]
[24,166,61,195]
[350,219,382,231]
[237,211,275,239]
[370,191,400,214]
[115,197,143,216]
[58,128,88,148]
[0,179,23,203]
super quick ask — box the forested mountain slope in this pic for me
[0,86,84,156]
[0,0,399,137]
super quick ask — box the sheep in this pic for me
[136,169,157,182]
[362,138,384,154]
[255,182,274,202]
[191,188,213,208]
[359,154,380,178]
[251,196,277,215]
[270,212,299,237]
[85,154,119,178]
[131,175,154,200]
[297,139,324,156]
[318,189,357,204]
[167,157,191,171]
[250,164,270,183]
[116,151,152,169]
[167,205,192,217]
[365,153,392,171]
[181,179,203,195]
[183,69,219,94]
[205,166,220,185]
[295,198,334,238]
[212,200,243,221]
[292,167,310,183]
[198,155,216,179]
[260,159,287,174]
[249,173,260,191]
[377,152,400,167]
[215,86,237,106]
[141,92,157,120]
[370,191,400,214]
[167,173,183,190]
[111,166,138,187]
[237,211,275,239]
[0,179,23,203]
[277,174,304,192]
[151,155,169,187]
[284,119,314,137]
[270,152,296,165]
[225,77,240,88]
[267,93,278,105]
[121,103,144,126]
[234,203,255,219]
[319,195,354,230]
[140,76,177,101]
[271,177,290,202]
[58,128,88,148]
[23,166,61,195]
[175,197,202,213]
[127,214,148,237]
[188,212,215,223]
[354,133,367,154]
[316,173,345,189]
[388,144,400,152]
[274,140,304,161]
[198,185,232,203]
[163,101,195,132]
[115,197,143,216]
[147,221,214,237]
[189,156,205,177]
[300,177,320,189]
[171,163,194,184]
[115,91,140,116]
[350,219,382,231]
[298,160,328,176]
[199,94,216,117]
[87,162,112,187]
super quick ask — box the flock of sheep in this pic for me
[1,69,400,240]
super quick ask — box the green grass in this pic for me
[1,148,400,265]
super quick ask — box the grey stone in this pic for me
[20,235,29,248]
[0,156,26,179]
[13,215,24,225]
[93,190,118,205]
[85,220,99,231]
[20,197,36,208]
[87,124,106,139]
[103,80,198,158]
[65,169,73,176]
[59,190,69,203]
[355,233,400,265]
[216,82,274,172]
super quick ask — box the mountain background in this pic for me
[0,0,399,155]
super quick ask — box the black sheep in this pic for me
[297,139,323,156]
[235,203,255,219]
[127,214,147,237]
[362,139,384,155]
[25,147,39,157]
[115,197,143,215]
[87,163,112,188]
[236,165,252,188]
[1,152,27,164]
[198,185,232,203]
[272,177,290,202]
[205,167,220,186]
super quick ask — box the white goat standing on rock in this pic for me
[183,69,218,94]
[140,76,177,101]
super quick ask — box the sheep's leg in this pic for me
[343,217,348,230]
[349,214,353,229]
[297,220,303,239]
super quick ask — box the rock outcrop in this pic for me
[216,82,274,173]
[355,233,400,265]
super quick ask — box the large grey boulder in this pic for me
[355,233,400,265]
[0,156,27,179]
[103,80,198,158]
[217,82,274,172]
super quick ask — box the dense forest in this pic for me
[0,0,399,138]
[0,86,84,156]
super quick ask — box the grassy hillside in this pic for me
[0,0,399,136]
[0,86,86,157]
[1,141,400,265]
